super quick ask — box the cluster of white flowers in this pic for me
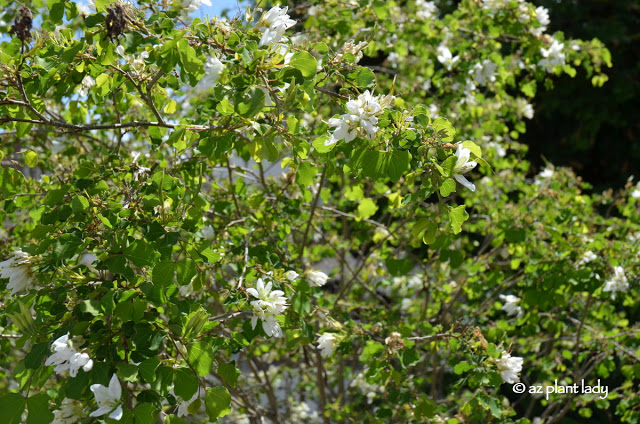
[52,398,84,424]
[531,6,550,37]
[497,351,523,384]
[44,333,94,377]
[116,46,150,77]
[316,333,338,357]
[436,45,459,71]
[602,266,629,299]
[350,370,381,403]
[577,250,598,267]
[90,374,123,420]
[534,166,554,185]
[453,145,478,192]
[499,294,523,318]
[290,401,322,424]
[415,0,437,20]
[77,75,95,97]
[336,40,369,64]
[538,39,565,71]
[326,90,394,146]
[307,270,329,287]
[631,182,640,199]
[257,6,296,47]
[386,51,400,68]
[247,278,288,338]
[204,56,225,85]
[0,250,37,294]
[180,0,211,14]
[515,98,534,119]
[469,59,497,85]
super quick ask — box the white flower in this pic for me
[336,40,368,64]
[52,398,84,424]
[499,294,523,318]
[497,351,523,384]
[285,270,299,282]
[257,6,296,47]
[387,51,400,68]
[538,39,565,72]
[181,0,212,14]
[0,250,37,295]
[44,333,94,377]
[90,374,123,420]
[631,182,640,199]
[116,46,151,76]
[515,98,534,119]
[307,270,329,287]
[534,167,554,185]
[326,90,393,146]
[201,225,215,240]
[247,278,288,338]
[176,392,198,417]
[415,0,437,20]
[602,266,629,299]
[437,45,459,71]
[205,56,225,85]
[577,250,598,266]
[531,6,550,37]
[79,253,99,267]
[453,145,478,192]
[317,333,338,357]
[469,60,497,86]
[78,75,95,97]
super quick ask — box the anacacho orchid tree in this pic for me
[1,1,637,424]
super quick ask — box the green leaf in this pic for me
[423,221,438,245]
[289,51,317,78]
[174,368,199,401]
[439,179,456,197]
[117,363,139,382]
[312,136,335,154]
[347,67,376,89]
[357,198,378,220]
[152,261,175,286]
[432,117,456,142]
[187,342,214,377]
[139,358,161,383]
[25,343,49,369]
[296,162,318,187]
[124,240,158,268]
[0,393,26,424]
[205,387,231,420]
[234,88,265,118]
[94,0,110,12]
[217,362,241,388]
[24,151,38,168]
[0,167,25,199]
[49,2,65,24]
[134,403,158,424]
[178,40,204,77]
[461,140,482,158]
[164,99,177,114]
[27,394,53,424]
[53,234,83,260]
[454,361,473,375]
[71,196,90,213]
[448,205,469,234]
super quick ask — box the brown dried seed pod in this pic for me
[9,6,33,41]
[105,3,128,41]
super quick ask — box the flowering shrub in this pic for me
[0,1,636,424]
